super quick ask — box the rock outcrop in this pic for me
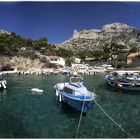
[0,29,11,35]
[0,56,45,71]
[56,22,140,51]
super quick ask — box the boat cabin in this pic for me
[63,86,73,94]
[63,82,88,96]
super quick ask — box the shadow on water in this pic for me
[105,83,140,95]
[57,102,85,118]
[0,111,39,138]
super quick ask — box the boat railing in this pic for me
[70,76,83,83]
[70,76,83,87]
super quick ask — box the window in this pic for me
[63,87,73,94]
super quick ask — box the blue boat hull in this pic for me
[61,94,94,113]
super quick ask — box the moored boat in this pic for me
[54,76,96,113]
[105,71,140,91]
[126,75,140,81]
[116,80,140,91]
[61,68,70,75]
[31,88,44,93]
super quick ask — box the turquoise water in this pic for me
[0,74,140,138]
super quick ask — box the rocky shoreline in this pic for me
[0,56,113,76]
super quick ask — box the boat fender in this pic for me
[1,82,6,89]
[56,90,59,96]
[132,83,135,87]
[59,94,62,102]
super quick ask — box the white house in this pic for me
[75,57,81,64]
[46,56,65,66]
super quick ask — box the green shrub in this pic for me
[116,62,133,68]
[45,63,58,68]
[65,57,75,66]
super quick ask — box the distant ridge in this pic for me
[56,22,140,51]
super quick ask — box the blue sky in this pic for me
[0,2,140,44]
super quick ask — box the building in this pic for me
[127,52,139,64]
[71,63,89,70]
[75,57,81,64]
[85,57,96,61]
[46,56,65,66]
[100,64,115,70]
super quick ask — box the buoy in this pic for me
[1,82,6,89]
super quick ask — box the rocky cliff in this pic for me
[0,56,45,71]
[57,22,140,51]
[0,29,11,35]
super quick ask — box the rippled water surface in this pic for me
[0,74,140,138]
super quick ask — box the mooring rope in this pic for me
[93,99,134,138]
[75,96,86,138]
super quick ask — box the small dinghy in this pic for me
[31,88,44,95]
[31,88,44,93]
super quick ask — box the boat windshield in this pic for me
[69,83,81,88]
[63,86,73,94]
[70,76,83,85]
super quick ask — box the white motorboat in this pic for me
[54,76,96,113]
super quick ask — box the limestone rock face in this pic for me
[0,56,45,71]
[56,22,140,51]
[0,29,11,35]
[73,29,101,39]
[102,22,134,33]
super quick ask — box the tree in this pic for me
[33,37,48,51]
[102,43,126,60]
[130,46,139,53]
[56,48,74,58]
[38,37,48,43]
[65,57,75,66]
[92,50,103,58]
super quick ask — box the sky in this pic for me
[0,1,140,44]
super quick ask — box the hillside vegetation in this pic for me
[1,22,140,69]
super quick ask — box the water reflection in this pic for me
[0,90,7,101]
[30,91,43,96]
[0,74,139,138]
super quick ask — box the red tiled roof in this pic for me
[47,56,61,59]
[127,52,139,58]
